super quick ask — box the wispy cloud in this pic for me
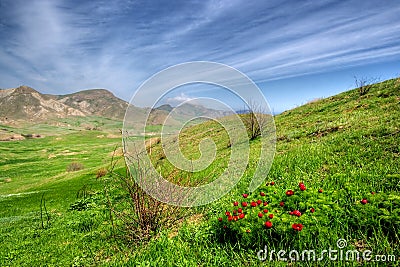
[0,0,399,110]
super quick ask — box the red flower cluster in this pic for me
[289,210,302,217]
[299,182,306,191]
[292,223,303,231]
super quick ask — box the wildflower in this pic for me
[286,190,294,196]
[292,223,303,231]
[265,221,273,228]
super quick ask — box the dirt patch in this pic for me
[106,133,121,138]
[48,150,87,159]
[0,134,25,141]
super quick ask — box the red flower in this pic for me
[238,208,243,213]
[263,209,268,213]
[246,229,251,233]
[269,214,274,219]
[228,216,233,221]
[265,221,273,228]
[242,202,248,207]
[290,210,302,217]
[233,201,239,206]
[233,210,238,215]
[299,183,306,191]
[239,213,245,219]
[263,201,268,206]
[242,193,248,198]
[292,223,303,231]
[279,201,284,207]
[223,225,227,229]
[233,216,239,221]
[256,199,262,205]
[258,212,263,218]
[310,208,315,213]
[361,199,368,205]
[270,181,275,185]
[260,192,266,196]
[218,217,222,222]
[225,211,231,216]
[318,189,323,193]
[286,190,294,196]
[250,201,257,207]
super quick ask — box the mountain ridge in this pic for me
[0,86,232,125]
[0,86,128,123]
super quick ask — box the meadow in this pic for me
[0,78,399,266]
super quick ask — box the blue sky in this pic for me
[0,0,399,113]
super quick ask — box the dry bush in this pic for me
[96,167,107,178]
[103,147,191,243]
[354,76,379,96]
[241,101,270,140]
[66,162,84,172]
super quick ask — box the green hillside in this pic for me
[0,77,399,266]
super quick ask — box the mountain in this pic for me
[0,86,128,123]
[147,103,233,126]
[56,89,128,119]
[0,86,233,127]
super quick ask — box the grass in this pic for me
[0,78,399,266]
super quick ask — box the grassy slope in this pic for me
[130,78,400,266]
[0,78,399,266]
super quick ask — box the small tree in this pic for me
[354,76,379,96]
[241,101,270,140]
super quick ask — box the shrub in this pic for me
[96,167,107,178]
[103,155,190,243]
[66,162,84,172]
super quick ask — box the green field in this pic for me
[1,78,399,266]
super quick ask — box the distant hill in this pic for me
[0,86,128,122]
[0,86,233,127]
[56,89,128,119]
[149,103,233,125]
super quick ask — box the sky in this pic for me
[0,0,399,113]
